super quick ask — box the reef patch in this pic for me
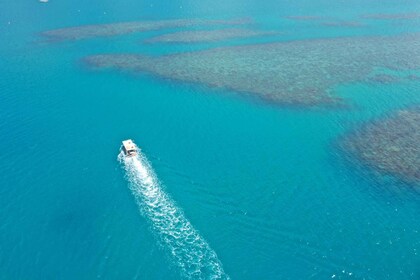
[362,13,420,20]
[284,15,323,21]
[144,28,277,43]
[368,74,402,84]
[41,18,251,42]
[341,107,420,182]
[320,21,364,27]
[84,33,420,107]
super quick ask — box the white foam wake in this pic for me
[118,148,229,279]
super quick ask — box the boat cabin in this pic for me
[122,139,137,157]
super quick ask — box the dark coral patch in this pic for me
[41,18,252,42]
[362,13,420,20]
[284,15,324,21]
[341,107,420,182]
[144,28,277,43]
[320,21,365,27]
[83,33,420,107]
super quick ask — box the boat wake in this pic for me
[118,147,229,279]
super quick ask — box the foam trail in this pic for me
[118,147,229,279]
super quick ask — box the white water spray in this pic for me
[118,147,229,279]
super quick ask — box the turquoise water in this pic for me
[1,0,420,279]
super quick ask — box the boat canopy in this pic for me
[122,139,136,154]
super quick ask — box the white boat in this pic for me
[122,139,138,157]
[39,0,49,3]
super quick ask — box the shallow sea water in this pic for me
[1,0,420,279]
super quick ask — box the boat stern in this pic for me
[122,139,138,157]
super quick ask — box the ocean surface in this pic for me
[1,0,420,279]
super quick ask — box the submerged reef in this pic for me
[368,74,402,84]
[84,33,420,106]
[408,75,420,81]
[362,13,420,20]
[342,107,420,182]
[41,18,251,41]
[320,21,364,27]
[145,28,276,43]
[284,15,323,21]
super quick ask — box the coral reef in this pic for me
[407,75,420,81]
[41,18,251,41]
[145,28,276,43]
[342,107,420,182]
[284,15,323,21]
[84,33,420,106]
[320,21,364,27]
[368,74,401,84]
[362,13,420,20]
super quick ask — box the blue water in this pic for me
[1,0,420,279]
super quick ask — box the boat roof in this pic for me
[122,139,136,151]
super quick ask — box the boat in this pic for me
[122,139,138,157]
